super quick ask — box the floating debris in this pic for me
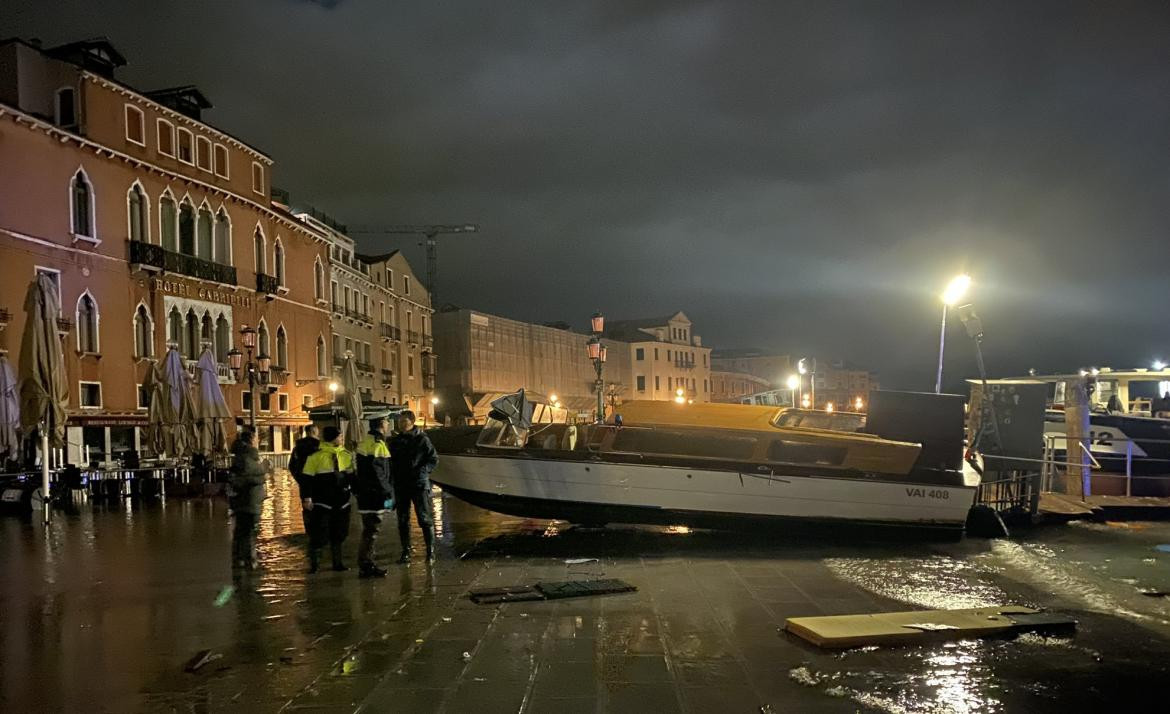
[183,649,222,673]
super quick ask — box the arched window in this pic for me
[196,205,213,259]
[276,325,288,368]
[215,315,231,362]
[71,170,94,238]
[167,307,182,348]
[316,336,327,377]
[160,192,177,251]
[200,314,213,355]
[214,210,231,265]
[253,228,265,275]
[77,292,99,353]
[257,320,270,359]
[178,200,195,255]
[273,239,285,285]
[185,309,199,360]
[128,183,148,243]
[134,304,154,358]
[314,258,325,300]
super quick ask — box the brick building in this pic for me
[0,38,333,462]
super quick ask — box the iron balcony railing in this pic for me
[183,358,234,384]
[423,334,434,350]
[346,308,373,325]
[380,323,401,341]
[355,361,375,373]
[129,240,237,285]
[422,374,436,390]
[333,355,347,368]
[406,330,421,344]
[381,368,393,383]
[256,272,279,295]
[674,357,696,369]
[331,302,345,315]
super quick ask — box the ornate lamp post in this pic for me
[227,324,270,431]
[587,312,606,422]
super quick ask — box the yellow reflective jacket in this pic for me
[301,442,355,508]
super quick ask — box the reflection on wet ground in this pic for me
[3,471,1170,712]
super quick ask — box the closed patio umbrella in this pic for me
[142,360,167,456]
[160,347,195,459]
[18,274,68,521]
[342,355,363,448]
[192,348,231,458]
[0,355,20,465]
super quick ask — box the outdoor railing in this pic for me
[331,302,345,315]
[256,272,280,295]
[355,361,375,373]
[380,323,401,341]
[674,358,696,369]
[333,356,347,368]
[346,308,373,325]
[129,239,237,285]
[423,334,434,350]
[381,368,394,387]
[183,358,234,384]
[423,374,436,390]
[406,330,421,344]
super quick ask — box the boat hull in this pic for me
[432,454,975,536]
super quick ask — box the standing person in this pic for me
[389,410,439,564]
[300,426,355,573]
[229,428,268,570]
[289,424,320,531]
[354,417,393,578]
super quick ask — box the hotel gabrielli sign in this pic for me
[147,277,253,308]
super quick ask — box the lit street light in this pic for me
[825,402,835,413]
[1154,360,1166,371]
[675,387,685,404]
[785,373,801,409]
[935,274,971,394]
[227,324,270,430]
[854,396,864,411]
[587,313,606,422]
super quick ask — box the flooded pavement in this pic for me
[3,473,1170,713]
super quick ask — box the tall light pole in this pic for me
[587,312,606,423]
[786,374,800,408]
[936,274,972,394]
[227,325,270,431]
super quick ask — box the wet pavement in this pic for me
[3,472,1170,713]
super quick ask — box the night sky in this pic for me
[6,1,1170,390]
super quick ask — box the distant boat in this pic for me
[430,393,978,537]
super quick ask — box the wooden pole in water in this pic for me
[1064,377,1091,500]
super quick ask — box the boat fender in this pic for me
[965,504,1009,539]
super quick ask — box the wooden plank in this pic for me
[1038,492,1096,516]
[785,606,1069,649]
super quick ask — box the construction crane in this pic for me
[347,224,478,307]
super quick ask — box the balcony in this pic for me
[256,272,279,295]
[346,308,373,325]
[422,334,434,350]
[129,240,237,285]
[380,323,401,342]
[406,330,420,344]
[422,374,436,390]
[184,358,235,384]
[674,358,696,370]
[381,368,394,387]
[331,302,344,315]
[56,317,73,335]
[333,355,347,368]
[355,361,375,374]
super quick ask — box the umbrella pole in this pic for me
[41,427,50,524]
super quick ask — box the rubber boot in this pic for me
[308,549,320,575]
[424,531,435,563]
[397,522,412,564]
[331,541,348,571]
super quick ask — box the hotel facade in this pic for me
[0,38,336,462]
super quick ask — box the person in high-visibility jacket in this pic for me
[300,426,355,573]
[353,417,393,578]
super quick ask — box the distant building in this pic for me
[813,360,878,412]
[711,349,793,386]
[433,308,631,423]
[606,311,713,403]
[709,370,772,404]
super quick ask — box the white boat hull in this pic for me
[432,455,976,535]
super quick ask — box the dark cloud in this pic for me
[6,0,1170,388]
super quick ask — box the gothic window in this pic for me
[71,170,94,238]
[215,210,231,265]
[128,183,148,243]
[178,200,195,255]
[134,304,154,358]
[197,206,213,259]
[160,193,177,251]
[77,293,99,353]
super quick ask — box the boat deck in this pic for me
[1038,492,1170,521]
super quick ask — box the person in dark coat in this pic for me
[229,429,268,570]
[300,426,355,573]
[354,417,393,578]
[289,424,320,531]
[389,410,439,563]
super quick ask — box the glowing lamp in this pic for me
[431,396,440,405]
[256,352,271,373]
[786,374,799,390]
[227,348,243,372]
[825,402,835,413]
[801,395,810,408]
[586,337,601,360]
[328,381,339,393]
[599,346,608,363]
[854,397,864,411]
[941,274,971,306]
[590,312,605,334]
[1155,360,1167,371]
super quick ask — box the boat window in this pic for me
[773,411,865,432]
[476,417,528,450]
[767,440,847,466]
[610,428,757,460]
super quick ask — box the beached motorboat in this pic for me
[429,390,978,536]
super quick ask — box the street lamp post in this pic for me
[936,274,972,394]
[587,312,606,423]
[786,374,800,408]
[227,325,270,431]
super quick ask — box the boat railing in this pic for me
[1038,434,1170,498]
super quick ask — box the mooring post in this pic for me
[1064,377,1091,500]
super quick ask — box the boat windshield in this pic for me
[773,410,865,432]
[476,417,528,449]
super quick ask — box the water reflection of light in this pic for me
[825,556,1006,610]
[663,525,692,535]
[431,489,445,538]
